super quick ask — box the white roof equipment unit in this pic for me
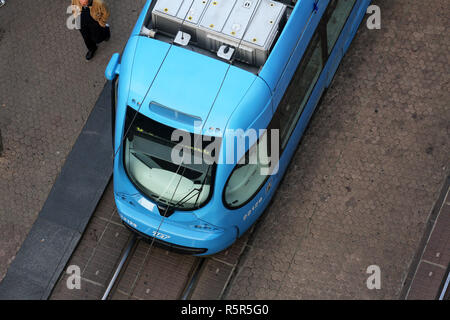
[152,0,287,67]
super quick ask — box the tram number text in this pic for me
[121,216,137,229]
[152,231,171,240]
[243,197,263,221]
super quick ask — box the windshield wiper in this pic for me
[173,187,202,208]
[192,164,212,207]
[175,164,211,208]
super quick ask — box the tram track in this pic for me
[180,258,207,300]
[102,234,139,300]
[100,232,208,300]
[49,181,249,300]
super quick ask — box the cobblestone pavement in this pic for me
[0,0,147,281]
[226,0,450,299]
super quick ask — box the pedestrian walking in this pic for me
[0,0,6,8]
[72,0,110,60]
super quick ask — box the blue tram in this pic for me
[105,0,371,255]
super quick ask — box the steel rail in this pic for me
[101,234,139,300]
[180,258,206,300]
[438,269,450,300]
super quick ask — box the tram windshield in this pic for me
[123,107,217,210]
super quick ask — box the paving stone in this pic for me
[406,261,447,300]
[191,259,234,300]
[0,0,147,282]
[117,243,196,300]
[226,0,450,300]
[50,187,132,299]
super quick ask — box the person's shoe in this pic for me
[85,48,97,61]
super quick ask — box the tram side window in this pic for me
[326,0,357,54]
[278,30,324,149]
